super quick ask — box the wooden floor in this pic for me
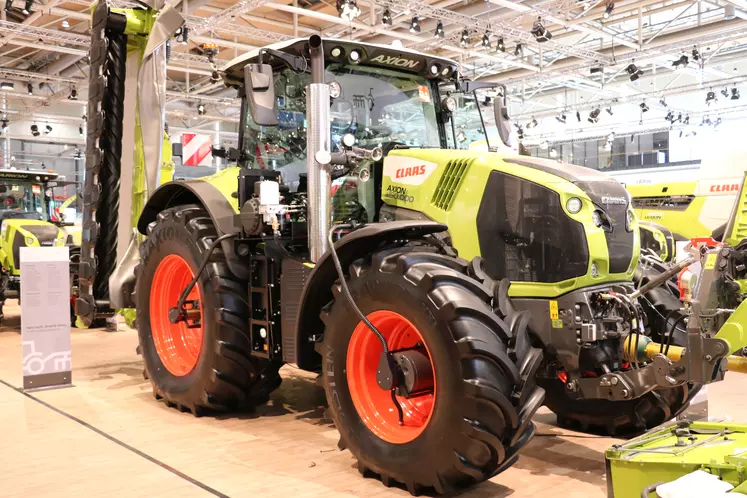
[2,302,747,498]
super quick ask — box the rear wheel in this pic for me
[135,205,281,414]
[319,248,544,494]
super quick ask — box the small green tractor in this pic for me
[79,1,747,493]
[0,169,70,321]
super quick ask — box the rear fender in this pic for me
[137,170,245,278]
[288,220,448,370]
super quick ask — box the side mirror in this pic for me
[244,63,278,126]
[493,95,512,148]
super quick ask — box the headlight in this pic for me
[566,197,582,214]
[328,80,342,99]
[625,209,635,232]
[54,237,65,246]
[592,210,602,227]
[25,236,35,245]
[442,97,457,112]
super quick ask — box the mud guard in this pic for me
[287,220,448,370]
[137,180,247,280]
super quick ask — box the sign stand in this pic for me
[20,246,72,391]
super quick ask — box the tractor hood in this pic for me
[0,219,65,275]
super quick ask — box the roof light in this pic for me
[639,101,649,112]
[0,82,13,91]
[732,87,740,100]
[626,63,643,81]
[409,16,420,34]
[460,30,470,47]
[381,8,392,26]
[706,90,717,105]
[588,108,600,123]
[482,31,491,49]
[337,0,361,21]
[603,0,614,18]
[22,0,32,15]
[61,19,70,29]
[672,54,689,69]
[27,83,33,95]
[496,37,505,52]
[435,21,444,39]
[349,49,362,63]
[68,87,77,100]
[531,17,552,42]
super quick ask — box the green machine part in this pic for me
[628,181,713,239]
[606,420,747,497]
[382,148,640,298]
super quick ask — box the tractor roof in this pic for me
[222,38,459,86]
[0,169,59,182]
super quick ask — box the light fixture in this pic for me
[460,30,470,47]
[496,37,505,52]
[61,19,70,29]
[79,126,83,136]
[348,49,361,63]
[4,0,12,13]
[526,117,538,128]
[576,110,581,122]
[725,4,736,20]
[639,101,649,112]
[27,83,33,95]
[336,0,361,21]
[482,31,491,48]
[659,97,667,107]
[516,125,524,140]
[179,25,189,44]
[44,124,52,134]
[721,87,729,98]
[68,87,77,100]
[588,108,601,123]
[606,106,613,115]
[435,21,444,39]
[210,69,220,83]
[30,124,39,137]
[590,66,603,75]
[0,82,13,91]
[603,0,614,18]
[22,0,32,15]
[665,110,674,122]
[706,90,717,105]
[672,54,688,69]
[382,8,392,26]
[683,114,690,124]
[514,43,523,57]
[197,103,206,116]
[556,113,566,124]
[692,46,700,61]
[531,17,552,42]
[409,16,420,33]
[714,116,723,128]
[1,119,7,131]
[626,63,643,81]
[482,95,492,106]
[732,87,740,100]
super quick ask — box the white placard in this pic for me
[20,246,72,391]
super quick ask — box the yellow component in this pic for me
[549,300,559,320]
[551,319,563,329]
[704,253,718,270]
[622,336,747,374]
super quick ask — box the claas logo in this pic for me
[395,165,426,179]
[710,183,740,193]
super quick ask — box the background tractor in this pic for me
[80,1,747,493]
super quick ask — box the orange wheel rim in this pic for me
[149,254,203,376]
[346,310,436,444]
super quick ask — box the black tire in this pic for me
[539,373,698,435]
[135,205,281,415]
[319,248,544,494]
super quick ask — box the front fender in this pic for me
[289,220,448,370]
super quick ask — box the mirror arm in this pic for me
[259,48,309,74]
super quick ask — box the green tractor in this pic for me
[0,169,69,321]
[80,2,747,492]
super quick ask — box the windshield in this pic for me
[0,180,47,221]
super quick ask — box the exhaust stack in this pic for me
[306,35,331,262]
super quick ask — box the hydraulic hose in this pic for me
[629,256,697,300]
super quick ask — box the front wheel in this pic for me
[319,248,544,494]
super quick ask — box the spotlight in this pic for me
[676,113,682,123]
[460,30,470,48]
[603,0,614,18]
[179,25,189,44]
[482,95,492,107]
[61,19,70,29]
[714,116,722,128]
[496,37,505,52]
[30,124,39,137]
[68,87,77,100]
[556,113,566,124]
[626,63,643,81]
[27,83,33,95]
[409,16,420,33]
[683,114,689,124]
[639,101,649,112]
[514,43,523,57]
[0,82,13,91]
[706,90,717,105]
[692,46,700,61]
[44,124,52,134]
[482,31,491,49]
[531,17,552,42]
[588,108,601,123]
[79,126,83,136]
[517,125,524,140]
[732,87,740,100]
[606,106,613,115]
[721,87,729,98]
[210,69,220,83]
[4,0,12,13]
[665,110,674,122]
[672,54,688,69]
[659,97,667,107]
[590,66,603,75]
[336,0,361,21]
[22,0,32,15]
[435,21,444,39]
[197,103,206,116]
[526,117,538,128]
[576,111,581,122]
[1,119,7,131]
[382,8,392,26]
